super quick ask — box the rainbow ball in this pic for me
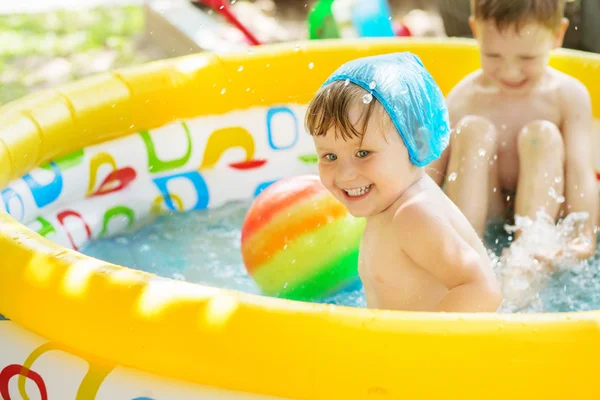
[241,175,366,301]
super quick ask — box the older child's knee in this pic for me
[453,115,497,154]
[517,120,564,161]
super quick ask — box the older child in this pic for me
[305,53,502,312]
[428,0,598,260]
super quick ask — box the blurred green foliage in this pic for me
[0,6,161,105]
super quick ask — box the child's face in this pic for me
[313,103,416,218]
[470,18,567,93]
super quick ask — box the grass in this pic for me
[0,5,163,105]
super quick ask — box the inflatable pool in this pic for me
[1,38,599,400]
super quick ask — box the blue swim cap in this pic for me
[322,52,450,167]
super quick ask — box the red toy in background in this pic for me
[192,0,262,45]
[394,21,412,37]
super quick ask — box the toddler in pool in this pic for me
[427,0,598,261]
[305,53,502,312]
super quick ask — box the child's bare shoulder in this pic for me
[446,70,482,123]
[391,195,449,242]
[448,70,482,97]
[551,68,592,107]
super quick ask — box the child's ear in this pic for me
[553,17,569,48]
[468,15,478,38]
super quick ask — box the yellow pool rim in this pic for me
[1,38,600,399]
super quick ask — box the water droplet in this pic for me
[219,5,224,10]
[231,0,237,3]
[478,148,487,157]
[247,48,253,55]
[344,79,350,86]
[308,62,314,69]
[220,88,226,95]
[369,81,376,90]
[246,87,250,92]
[172,272,186,281]
[501,124,508,130]
[129,124,135,129]
[493,187,497,193]
[294,44,300,51]
[448,172,457,182]
[362,93,373,104]
[237,65,244,72]
[554,176,562,183]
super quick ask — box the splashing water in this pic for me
[491,210,594,312]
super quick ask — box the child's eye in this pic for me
[520,56,537,61]
[324,153,337,161]
[356,150,370,158]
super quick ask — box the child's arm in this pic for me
[561,79,598,258]
[396,206,502,312]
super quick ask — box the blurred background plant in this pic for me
[0,4,163,105]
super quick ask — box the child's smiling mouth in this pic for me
[342,184,373,199]
[500,78,529,89]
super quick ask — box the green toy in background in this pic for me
[308,0,340,39]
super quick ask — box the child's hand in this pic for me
[532,236,595,264]
[566,236,595,260]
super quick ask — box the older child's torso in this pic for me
[453,69,565,191]
[357,177,494,311]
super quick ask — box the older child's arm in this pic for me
[396,206,502,312]
[561,79,598,258]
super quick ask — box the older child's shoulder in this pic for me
[446,70,483,122]
[448,70,482,99]
[549,67,592,102]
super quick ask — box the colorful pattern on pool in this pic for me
[0,105,319,252]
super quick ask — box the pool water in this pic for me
[80,200,600,313]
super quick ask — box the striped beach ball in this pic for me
[241,175,365,301]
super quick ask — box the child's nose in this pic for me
[501,62,523,81]
[336,162,358,183]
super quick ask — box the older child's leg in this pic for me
[515,121,565,221]
[445,116,501,236]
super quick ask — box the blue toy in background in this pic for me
[352,0,395,38]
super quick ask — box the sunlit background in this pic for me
[2,0,596,105]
